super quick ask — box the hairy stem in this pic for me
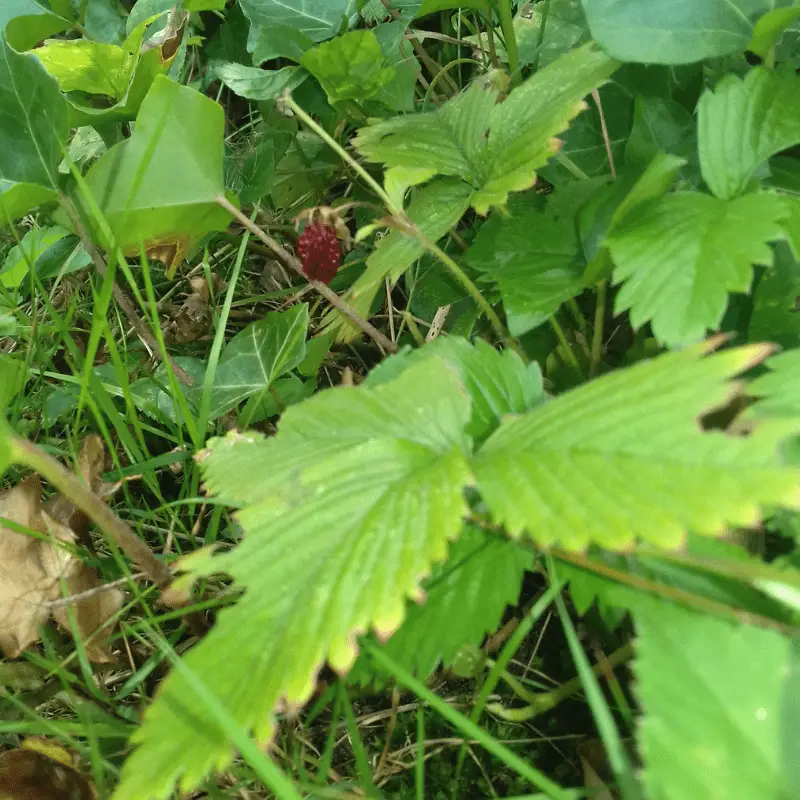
[216,195,398,354]
[549,314,583,378]
[590,280,607,377]
[496,0,520,82]
[531,0,551,72]
[10,436,174,591]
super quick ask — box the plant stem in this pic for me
[555,151,590,180]
[10,436,174,591]
[216,195,398,354]
[549,314,583,378]
[283,92,401,216]
[496,0,520,83]
[531,0,550,72]
[590,280,607,377]
[397,220,515,349]
[422,58,481,111]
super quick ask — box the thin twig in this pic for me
[49,572,147,609]
[592,88,616,180]
[11,436,174,591]
[216,196,398,354]
[60,198,195,387]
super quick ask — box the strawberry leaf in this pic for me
[114,359,473,799]
[607,191,787,347]
[472,341,800,550]
[698,68,800,200]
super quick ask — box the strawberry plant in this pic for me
[1,1,800,799]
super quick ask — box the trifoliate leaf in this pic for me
[349,525,533,687]
[472,340,800,550]
[301,30,395,105]
[0,33,69,223]
[467,181,603,336]
[366,335,545,443]
[607,191,787,347]
[354,44,618,214]
[71,76,233,276]
[634,596,800,800]
[319,178,473,343]
[698,68,800,200]
[114,359,473,800]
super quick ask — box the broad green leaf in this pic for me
[83,0,127,45]
[746,349,800,419]
[749,243,800,350]
[301,30,395,104]
[225,126,293,205]
[114,360,473,799]
[249,24,315,64]
[0,33,68,223]
[33,39,135,97]
[634,596,800,800]
[607,192,787,347]
[211,62,307,100]
[698,68,800,200]
[72,76,232,275]
[583,0,792,64]
[371,20,419,112]
[472,340,800,550]
[467,182,601,336]
[238,0,356,43]
[625,96,696,169]
[198,304,309,420]
[415,0,488,14]
[320,178,473,342]
[1,226,69,289]
[366,335,545,443]
[0,0,71,51]
[354,44,618,214]
[350,525,533,686]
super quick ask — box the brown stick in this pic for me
[60,198,195,387]
[216,195,398,354]
[11,436,174,592]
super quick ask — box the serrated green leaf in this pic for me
[238,0,355,43]
[350,525,533,687]
[211,62,306,100]
[473,341,800,550]
[320,178,473,342]
[747,349,800,419]
[583,0,788,64]
[301,30,395,104]
[113,359,472,800]
[1,0,71,51]
[634,596,800,800]
[467,182,602,336]
[607,191,787,347]
[198,304,309,420]
[371,19,419,112]
[0,32,69,223]
[354,44,617,214]
[698,68,800,200]
[71,76,232,273]
[366,335,545,442]
[624,95,696,170]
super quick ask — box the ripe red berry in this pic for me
[296,223,342,284]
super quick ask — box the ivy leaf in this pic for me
[1,0,71,51]
[467,181,603,336]
[197,304,309,420]
[472,340,800,551]
[113,359,473,799]
[320,178,473,342]
[698,68,800,200]
[583,0,786,64]
[366,335,545,443]
[607,191,787,347]
[70,76,233,276]
[354,43,618,214]
[634,596,800,800]
[301,30,395,104]
[211,62,307,101]
[350,525,533,686]
[238,0,356,43]
[0,33,69,223]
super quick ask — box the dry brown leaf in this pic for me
[0,738,94,800]
[162,273,225,344]
[0,438,124,662]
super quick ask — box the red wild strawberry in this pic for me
[296,223,342,284]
